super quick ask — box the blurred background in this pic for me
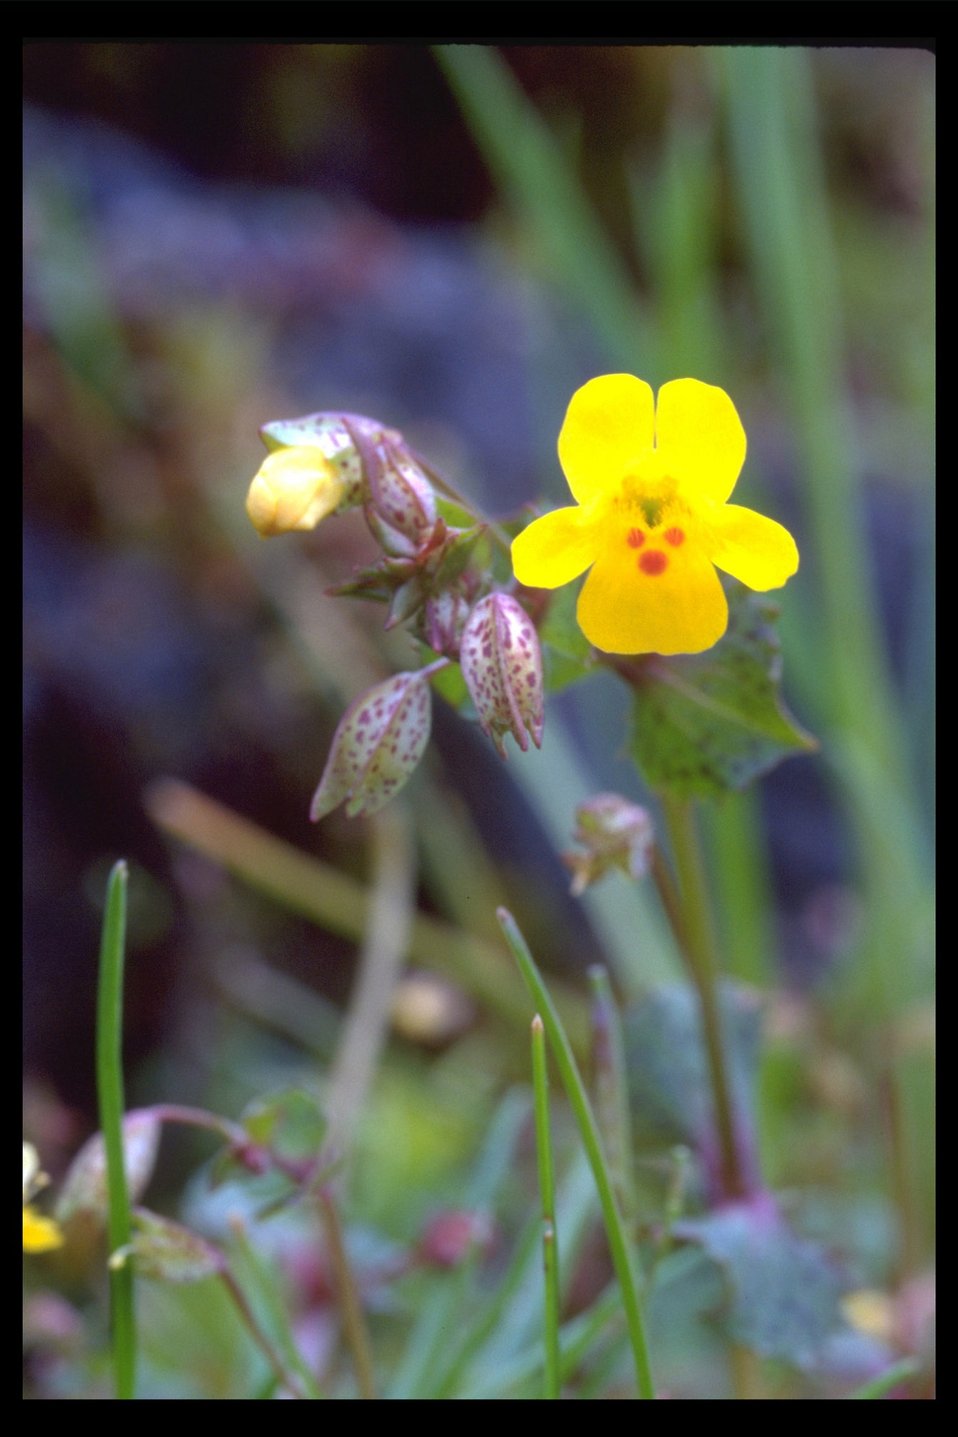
[23,43,934,1394]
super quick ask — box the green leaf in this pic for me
[623,983,762,1157]
[676,1195,857,1373]
[420,649,472,712]
[122,1207,224,1284]
[241,1088,327,1163]
[539,580,595,693]
[629,584,816,799]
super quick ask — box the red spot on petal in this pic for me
[626,527,645,548]
[664,527,685,546]
[639,550,668,576]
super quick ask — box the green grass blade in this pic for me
[227,1221,324,1399]
[587,967,637,1225]
[720,46,932,991]
[95,859,136,1399]
[531,1016,561,1398]
[433,45,656,374]
[387,1091,528,1399]
[497,908,655,1399]
[847,1357,919,1400]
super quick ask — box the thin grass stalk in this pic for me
[531,1015,561,1398]
[219,1268,312,1401]
[497,908,655,1400]
[433,45,655,374]
[587,967,637,1226]
[95,859,136,1400]
[847,1358,920,1400]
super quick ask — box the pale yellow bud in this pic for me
[245,447,346,537]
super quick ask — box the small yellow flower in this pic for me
[246,446,346,537]
[23,1142,63,1254]
[512,375,799,656]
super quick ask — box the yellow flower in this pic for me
[512,375,799,655]
[246,447,346,537]
[23,1142,63,1254]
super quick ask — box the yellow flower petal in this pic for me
[655,379,746,504]
[246,447,345,537]
[511,506,600,589]
[704,503,799,591]
[23,1205,63,1253]
[558,375,655,505]
[576,531,728,655]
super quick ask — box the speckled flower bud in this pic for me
[422,588,472,657]
[246,447,346,536]
[563,793,654,896]
[310,670,434,821]
[459,593,544,758]
[55,1111,162,1226]
[364,441,439,558]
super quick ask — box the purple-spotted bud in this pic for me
[56,1110,161,1226]
[310,670,434,820]
[364,442,439,558]
[422,588,472,657]
[459,594,544,758]
[563,793,654,897]
[246,446,346,537]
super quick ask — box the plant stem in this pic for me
[531,1015,561,1399]
[147,1104,248,1146]
[220,1268,310,1400]
[729,1342,762,1400]
[322,804,415,1181]
[95,860,136,1400]
[498,909,656,1400]
[657,796,747,1201]
[881,1059,920,1284]
[318,1187,377,1400]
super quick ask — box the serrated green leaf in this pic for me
[677,1196,856,1373]
[241,1088,327,1162]
[629,584,815,798]
[623,983,762,1156]
[539,580,595,693]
